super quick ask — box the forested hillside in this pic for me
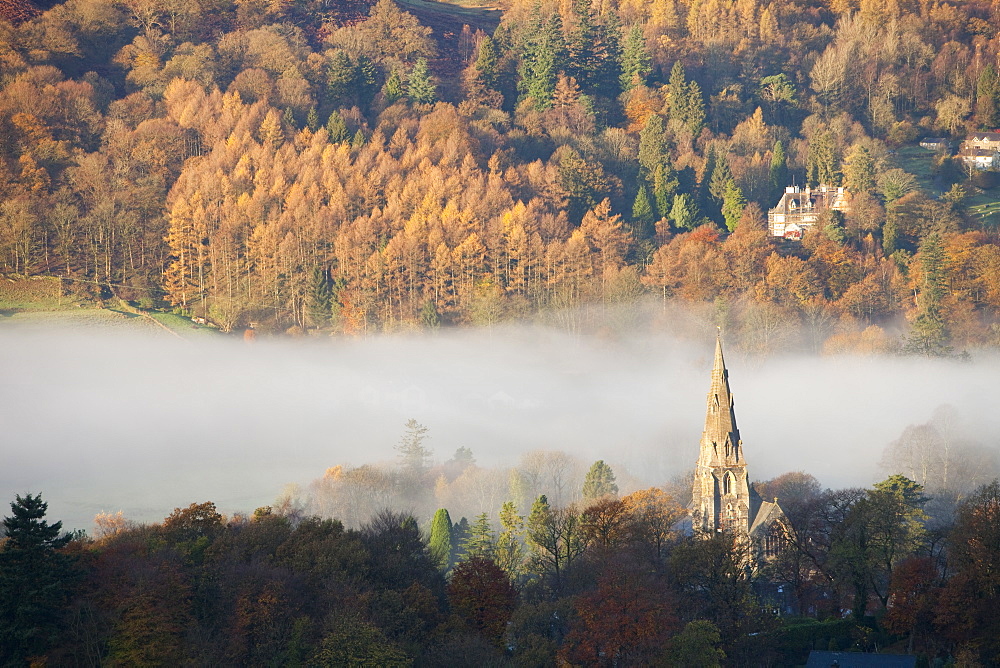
[1,0,1000,352]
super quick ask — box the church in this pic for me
[690,334,787,558]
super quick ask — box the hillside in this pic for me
[0,0,999,355]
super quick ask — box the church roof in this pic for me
[749,500,785,537]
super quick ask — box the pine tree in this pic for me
[882,216,899,256]
[582,460,619,501]
[807,130,838,186]
[327,50,356,107]
[462,512,495,560]
[474,36,500,90]
[407,58,437,105]
[307,264,332,326]
[383,70,404,104]
[619,24,651,92]
[429,508,454,570]
[590,12,622,100]
[670,193,700,231]
[565,0,597,89]
[356,56,379,106]
[721,181,746,232]
[653,163,679,218]
[666,61,688,118]
[904,233,952,357]
[395,419,431,474]
[709,154,733,204]
[666,61,705,134]
[451,517,470,566]
[632,185,655,237]
[683,79,706,136]
[518,13,564,109]
[0,494,75,665]
[843,143,877,194]
[976,64,1000,129]
[769,139,787,201]
[495,501,525,580]
[638,114,667,175]
[326,111,349,144]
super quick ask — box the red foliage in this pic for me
[560,568,679,666]
[447,556,518,646]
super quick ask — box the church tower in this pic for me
[691,333,754,536]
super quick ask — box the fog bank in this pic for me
[2,322,998,532]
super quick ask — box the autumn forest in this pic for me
[0,0,999,352]
[4,0,1000,663]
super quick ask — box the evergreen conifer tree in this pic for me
[451,517,470,566]
[474,36,500,90]
[395,419,431,474]
[407,58,437,105]
[383,70,404,104]
[653,162,679,219]
[769,139,787,201]
[462,512,495,560]
[619,24,651,91]
[429,508,454,570]
[904,233,953,357]
[721,181,746,232]
[327,50,356,107]
[582,460,619,501]
[670,193,699,230]
[638,114,667,176]
[632,185,655,236]
[307,265,332,326]
[0,494,75,665]
[326,111,349,144]
[518,13,564,108]
[495,501,525,580]
[709,155,733,204]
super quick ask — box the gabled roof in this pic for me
[749,499,785,536]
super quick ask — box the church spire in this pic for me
[691,332,751,534]
[700,331,741,466]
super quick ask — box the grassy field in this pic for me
[0,275,223,339]
[893,145,1000,227]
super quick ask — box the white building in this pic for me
[767,185,850,240]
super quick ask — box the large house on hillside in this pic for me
[958,131,1000,171]
[767,185,850,240]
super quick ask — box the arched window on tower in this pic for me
[723,471,735,496]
